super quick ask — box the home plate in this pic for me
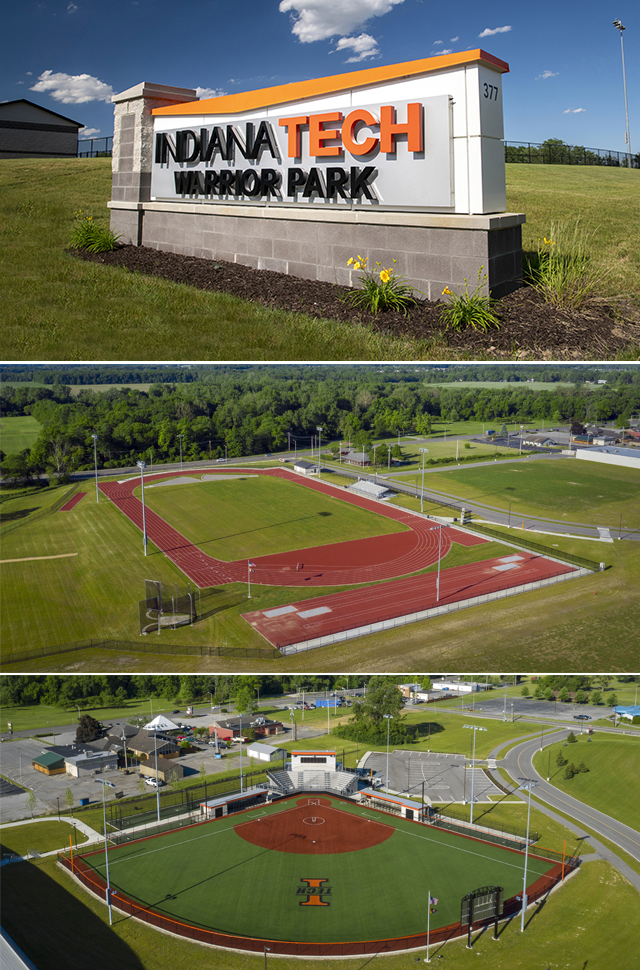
[262,605,298,618]
[298,607,332,618]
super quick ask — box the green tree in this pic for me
[589,690,602,706]
[421,676,432,691]
[65,787,74,812]
[235,686,258,716]
[26,789,38,818]
[609,693,618,708]
[574,690,587,705]
[533,685,545,700]
[567,731,577,744]
[577,761,589,773]
[544,687,555,702]
[556,750,567,767]
[520,686,530,697]
[564,764,575,780]
[75,713,102,742]
[559,686,570,703]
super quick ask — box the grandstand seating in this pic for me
[266,769,358,796]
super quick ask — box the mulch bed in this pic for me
[72,245,640,359]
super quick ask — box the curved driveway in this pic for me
[489,730,640,891]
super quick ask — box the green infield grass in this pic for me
[534,734,640,833]
[0,415,43,455]
[79,796,554,943]
[0,854,634,970]
[2,159,639,361]
[396,457,640,528]
[0,820,88,856]
[134,474,407,561]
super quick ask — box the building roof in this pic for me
[346,480,390,499]
[144,715,180,731]
[64,750,117,766]
[293,460,317,471]
[128,732,178,753]
[217,717,282,731]
[199,786,269,809]
[0,99,84,128]
[246,742,284,756]
[153,50,509,117]
[32,751,65,768]
[344,451,370,463]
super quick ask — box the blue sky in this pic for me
[3,0,637,153]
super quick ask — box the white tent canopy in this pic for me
[143,715,180,732]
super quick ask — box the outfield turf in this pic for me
[134,475,407,561]
[81,796,554,943]
[398,458,640,528]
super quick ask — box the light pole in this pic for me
[177,434,184,470]
[136,461,148,557]
[517,779,538,932]
[239,714,244,792]
[612,20,632,167]
[462,724,487,824]
[91,434,99,503]
[316,426,323,479]
[95,779,115,925]
[387,444,391,471]
[429,524,443,601]
[207,691,214,710]
[264,946,271,970]
[419,448,429,513]
[383,714,393,792]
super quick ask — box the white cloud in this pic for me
[432,48,452,54]
[67,2,78,12]
[536,70,558,80]
[30,70,113,103]
[335,33,379,61]
[479,25,512,37]
[563,107,586,114]
[450,36,459,42]
[196,86,226,100]
[79,126,100,136]
[433,39,443,45]
[279,0,405,43]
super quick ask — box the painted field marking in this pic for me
[263,605,298,618]
[298,606,332,618]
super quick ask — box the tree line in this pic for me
[2,369,638,484]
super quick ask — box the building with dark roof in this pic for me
[0,100,84,158]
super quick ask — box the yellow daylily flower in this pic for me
[379,269,391,283]
[347,257,354,265]
[442,286,452,295]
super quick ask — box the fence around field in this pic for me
[58,845,577,955]
[0,483,80,538]
[77,136,113,157]
[1,638,279,668]
[459,523,600,571]
[504,141,638,168]
[431,806,537,848]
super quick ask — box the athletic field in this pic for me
[74,795,557,949]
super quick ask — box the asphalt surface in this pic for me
[489,729,640,892]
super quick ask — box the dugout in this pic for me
[359,788,430,821]
[199,786,272,818]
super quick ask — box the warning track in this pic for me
[99,467,485,589]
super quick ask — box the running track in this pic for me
[98,468,485,589]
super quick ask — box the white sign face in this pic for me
[151,96,453,210]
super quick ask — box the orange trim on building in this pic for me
[153,50,509,117]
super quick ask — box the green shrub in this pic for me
[439,269,500,332]
[71,210,121,253]
[345,256,420,315]
[523,221,609,309]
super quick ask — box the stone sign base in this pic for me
[109,200,524,299]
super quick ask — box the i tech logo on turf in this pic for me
[297,878,331,906]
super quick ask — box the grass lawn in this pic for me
[533,734,640,832]
[400,457,640,528]
[2,159,639,361]
[0,820,88,856]
[1,854,636,970]
[136,474,407,561]
[0,415,43,455]
[1,482,74,533]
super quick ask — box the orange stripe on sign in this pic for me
[152,50,509,116]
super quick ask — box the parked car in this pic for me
[216,457,227,462]
[573,714,591,720]
[171,709,180,714]
[144,777,165,787]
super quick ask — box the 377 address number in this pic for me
[483,83,499,101]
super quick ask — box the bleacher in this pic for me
[266,769,358,796]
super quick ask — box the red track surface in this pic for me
[60,492,86,511]
[99,468,485,589]
[243,552,577,648]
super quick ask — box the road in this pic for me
[489,729,640,892]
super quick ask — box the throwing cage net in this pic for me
[139,580,198,635]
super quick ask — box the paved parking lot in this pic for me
[360,750,503,804]
[456,695,607,724]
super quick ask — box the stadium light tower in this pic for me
[91,434,99,503]
[517,779,538,931]
[429,524,444,601]
[383,714,393,792]
[462,724,488,824]
[177,434,184,470]
[316,426,323,479]
[94,778,116,924]
[419,448,429,513]
[136,461,148,556]
[612,20,632,167]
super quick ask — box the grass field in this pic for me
[0,820,88,856]
[79,796,553,943]
[393,456,640,528]
[1,159,638,361]
[533,734,640,833]
[136,474,408,561]
[0,415,43,455]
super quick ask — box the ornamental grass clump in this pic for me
[346,256,420,315]
[524,220,608,309]
[71,209,121,253]
[439,268,500,332]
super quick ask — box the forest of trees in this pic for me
[1,366,639,483]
